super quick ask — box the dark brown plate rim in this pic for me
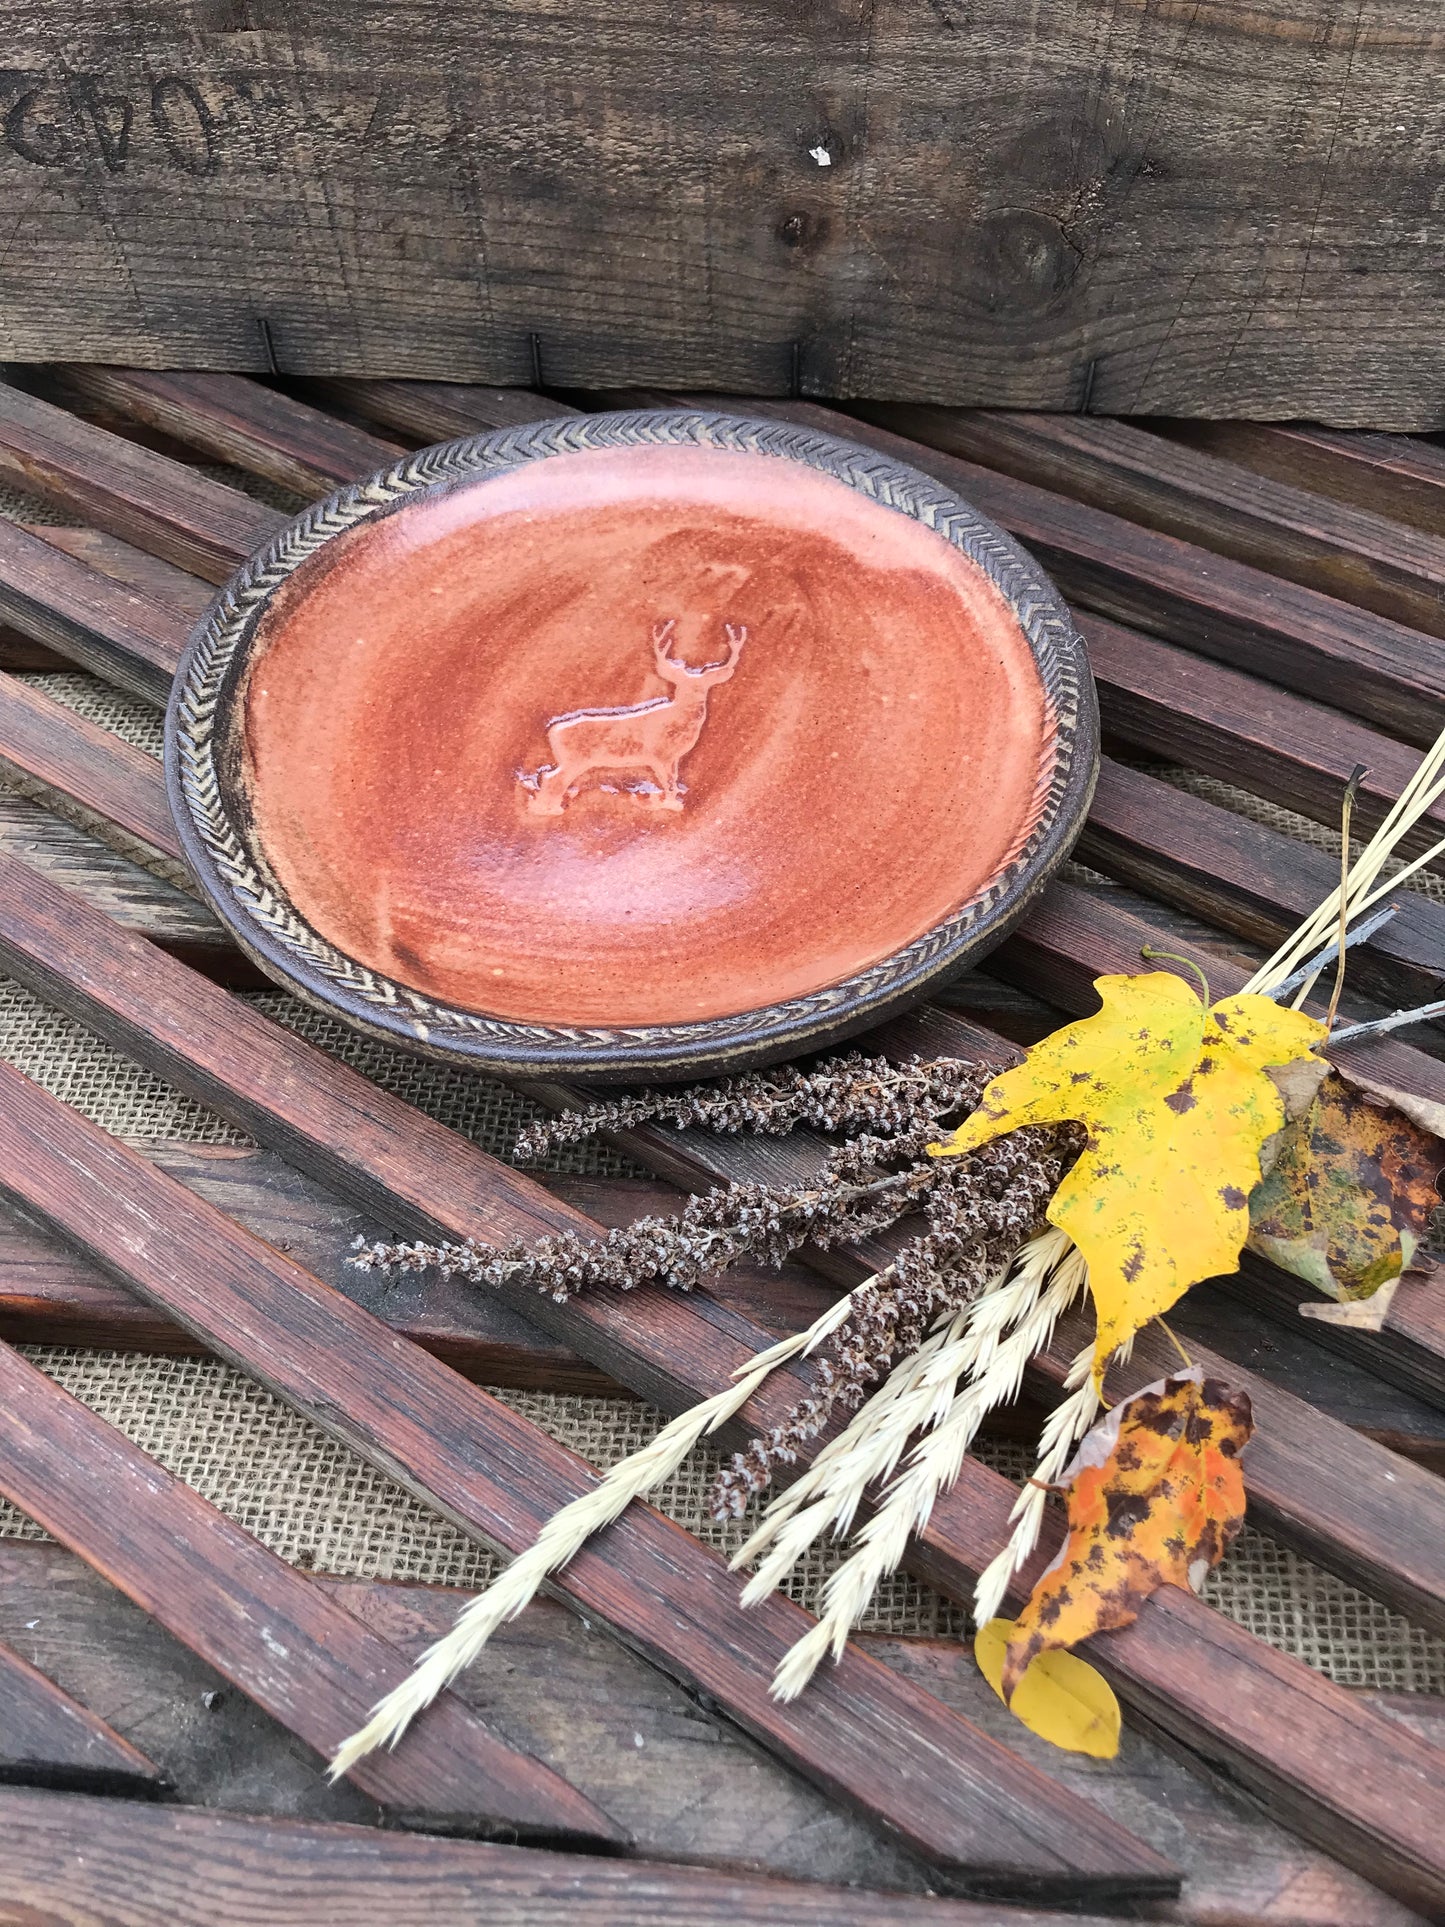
[164,410,1099,1082]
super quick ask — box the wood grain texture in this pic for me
[0,1787,1140,1927]
[0,793,241,976]
[0,1341,622,1843]
[0,1640,161,1796]
[0,517,185,700]
[1165,421,1445,536]
[0,383,282,580]
[305,377,580,440]
[0,671,181,859]
[60,366,405,495]
[2,10,1445,423]
[0,1056,1174,1900]
[1083,614,1445,856]
[0,1550,1425,1927]
[1079,757,1445,1016]
[863,408,1445,637]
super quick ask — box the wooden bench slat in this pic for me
[0,1639,162,1796]
[0,858,1440,1908]
[0,520,184,703]
[303,375,580,441]
[58,368,407,498]
[0,1337,625,1843]
[1084,614,1445,854]
[1165,421,1445,537]
[0,1053,1176,1903]
[1081,758,1445,1014]
[859,408,1445,638]
[0,672,181,861]
[0,1785,1138,1927]
[0,384,284,584]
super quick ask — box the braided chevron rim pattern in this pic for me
[166,411,1098,1079]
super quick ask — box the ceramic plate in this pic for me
[166,412,1097,1080]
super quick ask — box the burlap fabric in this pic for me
[1,472,1442,1688]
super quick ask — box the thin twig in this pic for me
[1270,905,1397,999]
[1326,997,1445,1047]
[1324,764,1368,1029]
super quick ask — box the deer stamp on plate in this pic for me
[168,412,1096,1079]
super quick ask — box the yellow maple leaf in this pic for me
[974,1617,1121,1758]
[932,972,1326,1379]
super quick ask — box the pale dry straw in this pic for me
[770,1234,1089,1700]
[329,1260,895,1775]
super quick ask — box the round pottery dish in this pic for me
[167,412,1098,1082]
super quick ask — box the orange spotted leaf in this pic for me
[1002,1367,1253,1701]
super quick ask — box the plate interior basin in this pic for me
[240,441,1051,1028]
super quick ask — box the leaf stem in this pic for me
[1139,947,1211,1004]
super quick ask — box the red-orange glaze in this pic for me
[241,443,1050,1026]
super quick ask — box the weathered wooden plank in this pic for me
[30,523,217,616]
[0,864,1439,1907]
[861,408,1445,637]
[1166,421,1445,537]
[6,1548,1422,1926]
[0,1786,1136,1927]
[0,517,185,701]
[1079,758,1445,1015]
[0,792,238,969]
[0,671,181,859]
[1084,615,1445,855]
[3,7,1445,425]
[305,377,580,441]
[0,1059,1176,1903]
[658,394,1445,747]
[0,1339,625,1843]
[0,1639,162,1796]
[0,1150,807,1397]
[60,367,406,496]
[0,383,283,581]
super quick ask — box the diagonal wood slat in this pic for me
[1083,614,1445,855]
[0,1048,1178,1904]
[858,408,1445,638]
[0,855,1440,1909]
[0,1785,1138,1927]
[57,368,406,499]
[0,384,284,583]
[1165,420,1445,537]
[0,1639,163,1796]
[0,1338,625,1844]
[0,519,185,704]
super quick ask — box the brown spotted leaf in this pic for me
[1002,1367,1252,1701]
[1248,1070,1441,1302]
